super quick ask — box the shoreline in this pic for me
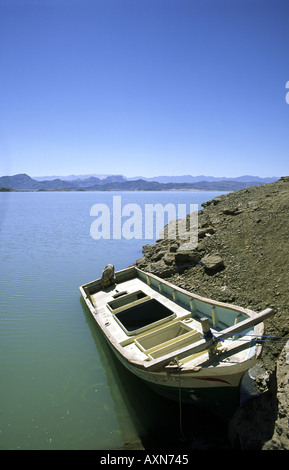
[133,176,289,450]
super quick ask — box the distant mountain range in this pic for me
[0,173,280,192]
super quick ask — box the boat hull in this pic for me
[79,266,272,418]
[145,382,240,419]
[111,340,246,419]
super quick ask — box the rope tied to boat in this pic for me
[219,333,289,344]
[202,332,224,342]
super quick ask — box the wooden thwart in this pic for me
[143,308,274,371]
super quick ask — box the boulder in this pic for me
[135,256,148,269]
[174,250,201,267]
[201,253,224,273]
[142,244,154,255]
[149,261,175,278]
[100,264,115,288]
[151,250,166,262]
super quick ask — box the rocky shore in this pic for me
[135,176,289,450]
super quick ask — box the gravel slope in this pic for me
[135,176,289,449]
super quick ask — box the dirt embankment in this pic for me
[135,176,289,450]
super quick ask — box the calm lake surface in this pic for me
[0,191,228,450]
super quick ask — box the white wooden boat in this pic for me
[80,265,273,418]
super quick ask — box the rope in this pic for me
[178,371,187,440]
[218,333,289,344]
[142,262,288,345]
[202,333,224,342]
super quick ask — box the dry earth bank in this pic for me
[135,177,289,450]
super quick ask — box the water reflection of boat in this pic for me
[81,298,192,450]
[80,266,273,419]
[81,299,144,449]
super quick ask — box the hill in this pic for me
[0,173,279,192]
[0,174,75,191]
[135,176,289,449]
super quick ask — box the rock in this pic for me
[222,207,243,215]
[100,264,115,288]
[149,261,175,278]
[201,197,222,208]
[135,256,148,269]
[169,242,179,252]
[262,341,289,449]
[142,244,154,256]
[201,253,224,273]
[163,253,175,265]
[174,250,201,267]
[228,390,277,450]
[196,241,205,252]
[247,201,259,210]
[151,250,165,262]
[198,226,215,238]
[210,217,222,225]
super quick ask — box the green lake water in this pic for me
[0,191,228,450]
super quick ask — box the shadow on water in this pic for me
[80,298,230,450]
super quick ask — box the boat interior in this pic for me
[84,267,255,363]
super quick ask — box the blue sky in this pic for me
[1,0,289,178]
